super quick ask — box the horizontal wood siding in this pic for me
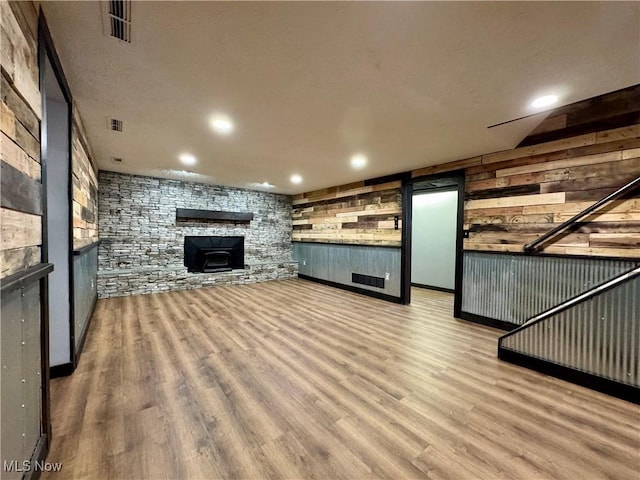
[407,118,640,258]
[0,1,42,278]
[72,119,98,249]
[521,85,640,147]
[461,124,640,257]
[292,181,402,246]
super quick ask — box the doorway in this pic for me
[411,188,458,292]
[41,37,74,374]
[401,171,465,315]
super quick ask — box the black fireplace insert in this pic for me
[184,236,244,273]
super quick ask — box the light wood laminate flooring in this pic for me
[44,279,639,479]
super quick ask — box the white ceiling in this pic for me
[41,1,640,194]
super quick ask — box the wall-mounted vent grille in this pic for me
[109,118,123,132]
[104,0,132,43]
[352,273,385,289]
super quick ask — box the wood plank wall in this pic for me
[411,124,640,258]
[1,1,42,278]
[294,86,640,258]
[462,125,640,257]
[520,86,640,147]
[72,114,98,249]
[291,181,402,246]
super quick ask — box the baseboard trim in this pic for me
[298,274,402,304]
[50,362,74,378]
[22,433,49,480]
[411,282,454,294]
[499,348,640,405]
[458,311,517,331]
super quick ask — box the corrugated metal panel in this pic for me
[462,251,637,324]
[1,288,24,479]
[22,282,41,460]
[74,247,98,349]
[1,281,44,474]
[292,242,401,297]
[501,276,640,387]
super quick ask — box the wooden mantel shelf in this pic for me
[176,208,254,223]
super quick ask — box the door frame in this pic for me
[400,170,466,316]
[39,10,76,377]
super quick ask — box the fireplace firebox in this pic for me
[184,236,244,273]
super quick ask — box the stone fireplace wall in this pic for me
[97,171,297,298]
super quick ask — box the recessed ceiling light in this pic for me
[179,153,197,166]
[290,174,302,185]
[210,114,234,136]
[350,153,368,169]
[531,95,558,108]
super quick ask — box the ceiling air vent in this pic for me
[109,118,123,132]
[102,0,132,43]
[111,157,123,163]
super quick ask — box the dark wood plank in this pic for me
[540,173,639,194]
[521,113,640,147]
[14,119,39,160]
[0,160,42,215]
[175,208,254,222]
[466,184,540,201]
[519,85,640,147]
[80,205,95,223]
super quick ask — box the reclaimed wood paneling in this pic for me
[1,160,42,215]
[1,245,40,277]
[0,1,40,119]
[1,132,39,179]
[0,2,42,279]
[462,127,640,257]
[401,85,640,259]
[411,156,481,178]
[292,181,402,246]
[521,85,640,147]
[72,123,98,249]
[1,74,38,139]
[1,207,41,250]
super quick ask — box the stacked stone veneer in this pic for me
[98,171,297,298]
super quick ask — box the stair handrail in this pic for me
[499,265,640,343]
[523,175,640,254]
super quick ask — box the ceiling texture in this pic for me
[41,1,640,194]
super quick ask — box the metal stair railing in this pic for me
[523,175,640,254]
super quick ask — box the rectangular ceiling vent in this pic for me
[102,0,132,43]
[109,118,123,132]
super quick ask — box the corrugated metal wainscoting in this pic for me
[1,277,44,479]
[293,242,402,298]
[462,251,638,325]
[73,245,98,351]
[500,274,639,387]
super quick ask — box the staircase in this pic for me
[497,176,640,403]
